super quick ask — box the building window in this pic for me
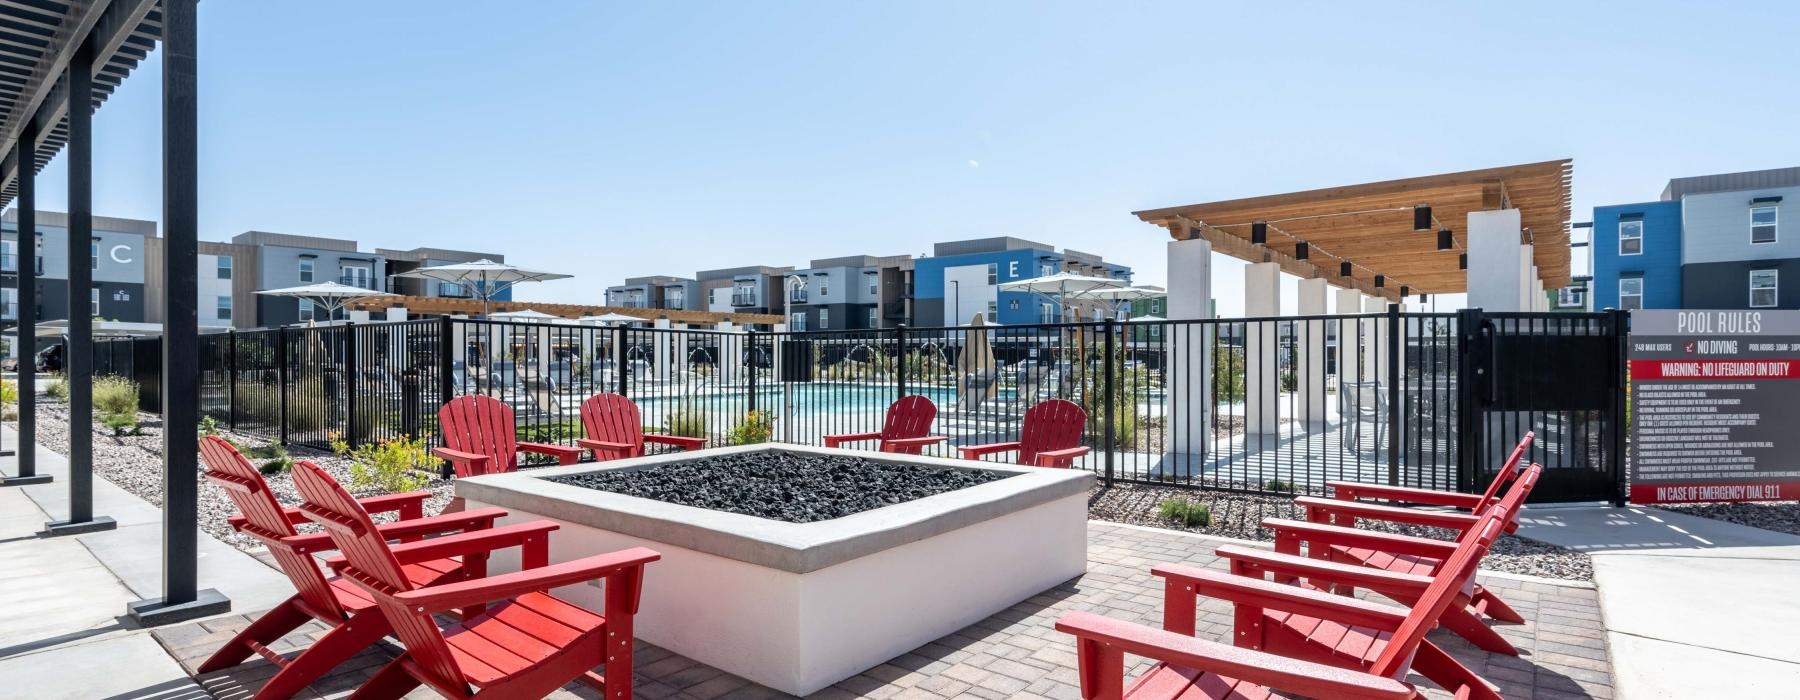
[0,287,15,320]
[1619,277,1643,310]
[666,289,685,308]
[216,295,233,321]
[819,308,830,329]
[1557,287,1584,308]
[866,272,878,295]
[298,298,316,322]
[299,258,315,282]
[1039,261,1055,277]
[216,256,232,279]
[1040,303,1055,324]
[91,241,98,270]
[1750,269,1778,308]
[868,307,878,328]
[1751,205,1778,244]
[1618,220,1643,256]
[986,301,998,323]
[91,287,100,317]
[0,239,13,273]
[789,312,806,331]
[819,277,829,296]
[341,265,373,289]
[986,263,998,285]
[438,281,467,297]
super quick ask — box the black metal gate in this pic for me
[1459,309,1628,503]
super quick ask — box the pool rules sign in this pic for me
[1630,310,1800,503]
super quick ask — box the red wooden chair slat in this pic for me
[578,392,708,461]
[824,395,948,455]
[290,460,659,699]
[197,436,503,699]
[958,399,1091,467]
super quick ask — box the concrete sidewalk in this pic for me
[0,426,288,699]
[1518,504,1800,699]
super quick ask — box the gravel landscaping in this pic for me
[1087,481,1596,581]
[549,450,1009,523]
[1656,500,1800,537]
[11,401,455,553]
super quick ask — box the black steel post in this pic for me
[1611,308,1630,507]
[2,124,49,486]
[1385,303,1401,487]
[894,324,907,400]
[343,323,357,445]
[276,326,289,446]
[44,41,114,536]
[745,328,758,413]
[1455,308,1483,493]
[437,316,454,477]
[614,325,628,397]
[126,0,229,625]
[1102,318,1116,486]
[226,330,238,430]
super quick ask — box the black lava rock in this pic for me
[545,451,1010,523]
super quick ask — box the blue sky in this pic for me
[27,1,1800,315]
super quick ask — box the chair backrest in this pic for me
[1370,511,1505,679]
[291,460,465,690]
[882,395,938,441]
[200,436,344,620]
[1479,431,1537,506]
[438,395,520,476]
[1018,399,1086,465]
[581,392,645,456]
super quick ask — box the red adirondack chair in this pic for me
[196,436,509,699]
[823,395,948,455]
[290,460,661,700]
[1228,463,1544,663]
[434,395,583,478]
[958,398,1091,467]
[1056,510,1509,700]
[577,392,707,461]
[1283,432,1538,643]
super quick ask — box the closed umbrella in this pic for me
[957,314,998,411]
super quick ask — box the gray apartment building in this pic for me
[783,254,914,331]
[604,275,701,311]
[379,246,506,300]
[1,209,157,325]
[693,265,794,317]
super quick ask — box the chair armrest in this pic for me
[958,441,1021,460]
[354,490,433,516]
[883,435,948,449]
[1297,496,1483,532]
[518,441,583,465]
[643,434,708,450]
[823,432,882,448]
[1034,445,1091,467]
[1153,563,1409,632]
[576,437,636,458]
[1262,518,1460,560]
[433,446,491,475]
[1055,612,1414,700]
[1327,481,1489,510]
[1215,544,1433,597]
[397,547,662,613]
[382,520,559,565]
[318,508,511,569]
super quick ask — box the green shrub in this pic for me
[1279,369,1297,393]
[517,421,579,444]
[198,415,221,437]
[1212,344,1246,401]
[726,410,774,446]
[348,435,433,493]
[93,375,140,418]
[1265,479,1297,494]
[102,412,141,436]
[1077,336,1141,449]
[665,405,707,438]
[1156,498,1211,527]
[45,377,69,402]
[255,443,294,474]
[0,378,16,406]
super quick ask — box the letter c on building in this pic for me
[110,244,133,264]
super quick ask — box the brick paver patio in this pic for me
[154,522,1613,699]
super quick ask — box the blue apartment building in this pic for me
[911,237,1132,327]
[1589,166,1799,311]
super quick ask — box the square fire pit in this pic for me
[457,444,1092,695]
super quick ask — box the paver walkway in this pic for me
[165,521,1611,699]
[1517,505,1800,699]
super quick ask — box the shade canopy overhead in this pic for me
[390,258,571,316]
[256,281,396,317]
[1133,160,1573,300]
[580,312,647,325]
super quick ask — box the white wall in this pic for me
[943,264,995,326]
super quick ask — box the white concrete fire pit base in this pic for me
[457,444,1091,696]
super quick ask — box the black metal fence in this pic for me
[84,310,1624,501]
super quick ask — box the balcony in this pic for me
[436,281,473,298]
[337,274,383,291]
[788,288,808,304]
[620,300,648,309]
[731,291,757,307]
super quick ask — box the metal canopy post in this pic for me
[43,41,114,536]
[1,124,50,486]
[128,0,229,624]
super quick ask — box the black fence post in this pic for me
[1454,307,1483,493]
[1611,308,1630,507]
[227,330,238,430]
[745,328,758,413]
[437,317,455,478]
[1102,318,1116,487]
[1386,303,1401,486]
[894,324,907,401]
[614,325,628,397]
[277,326,289,446]
[343,323,358,446]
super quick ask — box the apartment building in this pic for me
[695,265,794,317]
[783,254,913,331]
[911,237,1132,326]
[1,209,157,325]
[380,247,509,301]
[604,275,701,311]
[1590,166,1798,310]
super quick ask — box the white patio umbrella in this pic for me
[579,312,646,325]
[998,272,1126,322]
[1083,285,1167,320]
[255,281,396,321]
[487,308,563,320]
[389,259,572,317]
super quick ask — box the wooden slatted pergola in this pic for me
[1133,160,1573,302]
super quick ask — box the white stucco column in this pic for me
[1335,287,1363,385]
[653,319,672,382]
[384,307,407,322]
[1244,262,1281,435]
[1166,236,1212,458]
[536,326,553,381]
[717,321,738,384]
[671,323,690,378]
[1467,209,1525,311]
[1296,278,1328,430]
[1360,296,1386,386]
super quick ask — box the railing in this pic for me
[731,291,757,307]
[789,289,808,303]
[337,274,382,291]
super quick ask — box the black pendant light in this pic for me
[1340,261,1352,277]
[1295,241,1309,260]
[1251,220,1268,244]
[1437,227,1453,250]
[1374,275,1386,289]
[1413,204,1432,231]
[1400,285,1409,298]
[1420,294,1429,303]
[1458,253,1468,270]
